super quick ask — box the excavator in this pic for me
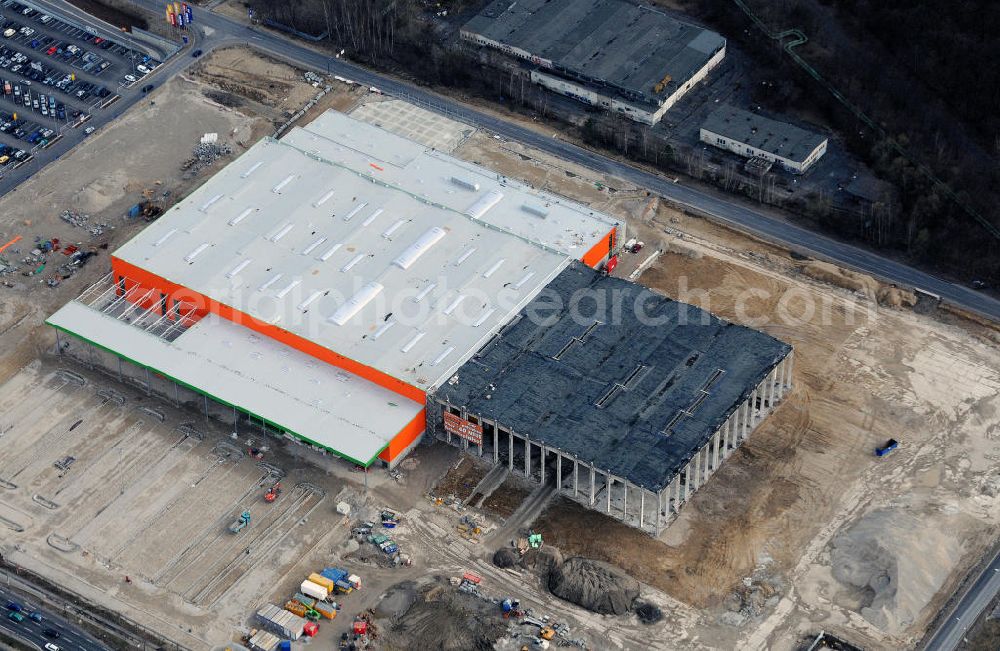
[264,481,282,503]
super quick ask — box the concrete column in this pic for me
[540,447,546,484]
[682,463,691,503]
[117,356,123,382]
[145,367,151,395]
[508,431,513,470]
[524,437,530,477]
[622,481,628,522]
[693,450,702,489]
[55,329,61,354]
[589,466,596,505]
[640,489,645,529]
[704,443,712,476]
[784,351,794,389]
[606,474,612,514]
[673,473,681,511]
[724,416,734,454]
[741,399,750,438]
[556,453,562,493]
[655,491,661,534]
[769,367,778,407]
[573,459,579,497]
[712,429,722,469]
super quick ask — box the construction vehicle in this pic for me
[875,439,899,457]
[264,482,282,503]
[539,626,555,640]
[228,510,251,534]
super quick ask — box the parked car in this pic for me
[28,611,42,623]
[83,125,94,135]
[42,628,60,638]
[123,74,135,83]
[8,610,24,622]
[191,49,202,57]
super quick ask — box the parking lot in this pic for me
[0,359,346,646]
[0,0,169,181]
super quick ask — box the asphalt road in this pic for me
[0,584,108,651]
[923,545,1000,651]
[23,0,993,324]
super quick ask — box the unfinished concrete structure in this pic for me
[430,263,792,534]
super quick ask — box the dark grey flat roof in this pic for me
[464,0,725,105]
[432,264,790,491]
[702,105,827,164]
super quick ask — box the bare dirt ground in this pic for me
[456,131,1000,650]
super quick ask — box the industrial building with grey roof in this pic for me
[700,105,829,173]
[462,0,726,125]
[430,263,794,534]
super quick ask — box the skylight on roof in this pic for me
[269,223,295,242]
[302,237,327,255]
[514,271,535,289]
[455,247,477,266]
[297,290,324,311]
[414,281,436,302]
[343,202,368,222]
[318,243,343,261]
[465,190,504,219]
[241,161,264,178]
[382,219,407,239]
[328,282,383,325]
[393,227,446,270]
[361,208,383,227]
[313,189,336,207]
[199,194,224,212]
[373,320,396,340]
[226,258,253,279]
[442,294,467,315]
[275,278,301,298]
[401,331,425,353]
[258,273,282,291]
[228,208,253,226]
[482,259,505,278]
[183,243,210,263]
[473,306,496,327]
[431,346,455,366]
[272,175,296,194]
[341,253,365,272]
[153,229,177,247]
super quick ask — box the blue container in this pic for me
[278,641,291,651]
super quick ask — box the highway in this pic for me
[0,584,109,651]
[923,545,1000,651]
[26,1,995,324]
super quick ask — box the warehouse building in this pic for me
[430,264,792,534]
[700,105,828,174]
[46,110,792,533]
[47,111,621,468]
[461,0,726,125]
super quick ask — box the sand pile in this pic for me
[830,507,962,634]
[802,260,879,296]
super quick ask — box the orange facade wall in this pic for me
[110,256,427,406]
[379,407,426,463]
[581,226,617,268]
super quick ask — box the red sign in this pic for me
[443,411,483,445]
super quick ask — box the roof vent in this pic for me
[393,227,446,270]
[450,176,480,191]
[522,203,549,218]
[414,281,437,302]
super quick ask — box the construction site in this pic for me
[0,41,997,651]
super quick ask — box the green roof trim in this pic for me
[46,319,385,468]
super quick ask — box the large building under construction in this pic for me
[47,110,790,532]
[461,0,726,125]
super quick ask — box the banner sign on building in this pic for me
[443,411,483,445]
